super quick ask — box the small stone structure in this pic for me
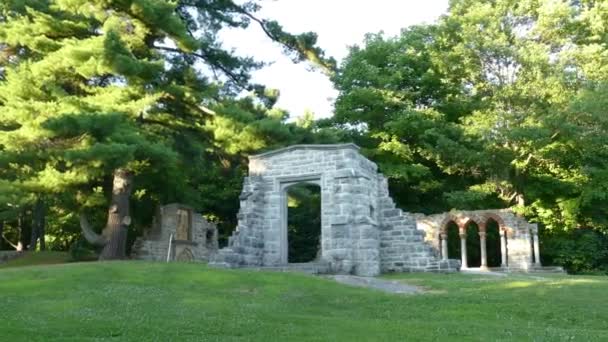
[131,203,218,262]
[211,144,459,276]
[415,209,542,270]
[0,251,22,264]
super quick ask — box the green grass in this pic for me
[0,251,70,269]
[1,262,607,341]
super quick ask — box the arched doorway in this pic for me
[485,218,502,267]
[285,183,322,263]
[465,221,481,268]
[445,221,461,259]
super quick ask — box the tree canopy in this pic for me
[0,0,606,267]
[330,0,608,233]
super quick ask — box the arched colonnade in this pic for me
[438,213,541,269]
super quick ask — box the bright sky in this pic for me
[220,0,449,119]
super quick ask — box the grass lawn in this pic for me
[1,261,607,341]
[0,251,70,269]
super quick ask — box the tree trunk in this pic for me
[80,169,133,259]
[29,197,46,251]
[0,221,4,250]
[17,210,28,252]
[97,169,133,260]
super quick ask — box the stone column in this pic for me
[440,233,448,261]
[532,225,541,266]
[459,229,468,269]
[527,226,535,267]
[499,229,507,268]
[479,230,488,269]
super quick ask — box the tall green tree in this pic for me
[0,0,335,257]
[331,0,608,232]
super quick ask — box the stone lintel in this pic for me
[249,143,360,160]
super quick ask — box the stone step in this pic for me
[246,262,331,275]
[487,266,566,274]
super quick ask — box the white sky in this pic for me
[220,0,449,119]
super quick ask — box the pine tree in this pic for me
[0,0,335,258]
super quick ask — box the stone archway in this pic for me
[444,221,460,260]
[484,218,502,267]
[464,221,481,268]
[211,144,455,276]
[282,181,322,264]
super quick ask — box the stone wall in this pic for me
[0,251,22,264]
[378,186,460,273]
[211,144,459,276]
[131,203,218,262]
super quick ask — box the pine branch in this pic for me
[153,45,248,89]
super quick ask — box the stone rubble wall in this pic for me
[131,203,218,262]
[378,178,460,272]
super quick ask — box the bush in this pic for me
[542,228,608,274]
[68,238,98,262]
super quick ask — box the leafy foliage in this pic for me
[330,0,608,234]
[542,229,608,274]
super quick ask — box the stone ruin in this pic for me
[132,203,218,262]
[416,209,545,271]
[133,144,556,276]
[210,144,460,276]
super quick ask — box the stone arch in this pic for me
[463,219,481,267]
[484,217,502,267]
[283,181,322,263]
[439,214,462,233]
[279,176,323,264]
[460,217,478,232]
[481,212,511,267]
[443,220,461,260]
[481,212,506,231]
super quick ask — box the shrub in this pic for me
[542,228,608,274]
[68,238,98,262]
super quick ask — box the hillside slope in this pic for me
[1,262,607,341]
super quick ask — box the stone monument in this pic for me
[132,203,218,262]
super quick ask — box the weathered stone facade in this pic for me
[131,203,218,262]
[415,209,542,270]
[210,144,459,276]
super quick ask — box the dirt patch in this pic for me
[325,275,422,294]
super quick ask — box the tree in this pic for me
[331,26,488,213]
[330,0,608,233]
[0,0,335,258]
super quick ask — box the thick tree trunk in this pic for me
[80,169,133,259]
[99,169,133,260]
[29,197,46,251]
